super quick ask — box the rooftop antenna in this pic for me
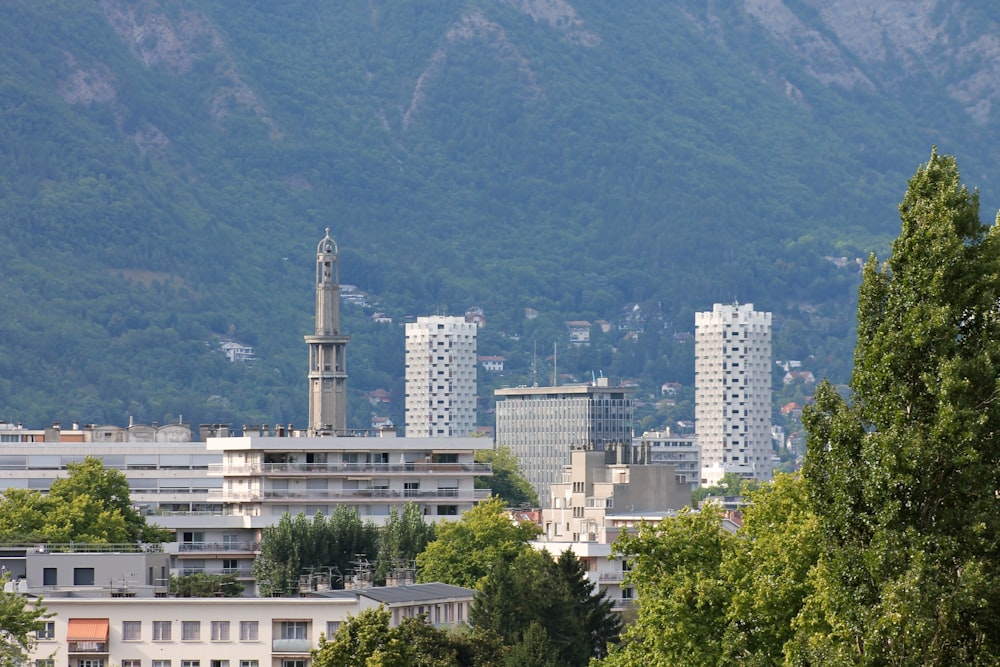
[531,341,538,387]
[552,342,557,387]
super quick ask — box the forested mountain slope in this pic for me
[2,0,998,431]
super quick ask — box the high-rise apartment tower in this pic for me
[404,316,478,437]
[695,302,773,485]
[305,229,350,435]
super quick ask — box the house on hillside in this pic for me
[565,321,591,346]
[479,356,505,373]
[220,341,255,363]
[465,306,486,328]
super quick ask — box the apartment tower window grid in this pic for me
[694,302,773,485]
[404,316,478,437]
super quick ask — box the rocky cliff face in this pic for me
[737,0,1000,124]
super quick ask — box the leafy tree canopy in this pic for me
[475,446,539,508]
[797,148,1000,665]
[0,574,51,667]
[416,496,540,588]
[0,456,168,543]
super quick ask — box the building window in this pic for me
[280,621,307,640]
[181,662,200,667]
[152,662,171,667]
[210,661,229,667]
[182,621,200,641]
[326,621,340,638]
[36,621,55,640]
[73,567,95,586]
[153,621,172,641]
[122,661,141,667]
[42,568,56,586]
[239,662,258,667]
[122,620,141,641]
[211,620,230,641]
[79,661,104,667]
[239,621,258,641]
[282,661,306,667]
[35,660,55,667]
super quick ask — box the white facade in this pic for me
[695,303,773,485]
[404,316,478,437]
[25,584,474,667]
[206,432,492,528]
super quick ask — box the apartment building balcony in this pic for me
[208,488,492,503]
[176,541,259,555]
[209,462,491,477]
[272,638,312,653]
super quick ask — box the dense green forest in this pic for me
[1,1,998,436]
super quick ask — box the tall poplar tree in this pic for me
[798,148,1000,665]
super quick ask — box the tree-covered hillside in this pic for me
[1,0,998,433]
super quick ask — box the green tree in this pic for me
[0,574,51,667]
[555,549,621,660]
[599,506,731,667]
[475,446,539,507]
[170,572,243,597]
[254,508,379,596]
[313,606,462,667]
[416,496,540,588]
[471,548,590,666]
[797,149,1000,665]
[721,473,819,666]
[0,457,168,543]
[375,502,436,584]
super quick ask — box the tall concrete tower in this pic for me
[695,302,773,486]
[305,229,350,435]
[404,316,478,437]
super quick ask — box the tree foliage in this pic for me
[375,502,437,584]
[471,548,619,666]
[475,446,539,508]
[796,148,1000,664]
[0,456,167,543]
[0,574,51,667]
[313,607,466,667]
[415,496,540,588]
[170,572,243,597]
[253,508,379,596]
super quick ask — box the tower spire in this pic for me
[305,229,349,435]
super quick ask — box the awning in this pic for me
[67,619,109,642]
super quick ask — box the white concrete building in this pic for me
[494,380,634,506]
[694,302,773,485]
[206,430,492,528]
[533,450,693,611]
[638,429,700,492]
[404,316,478,437]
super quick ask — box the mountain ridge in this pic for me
[1,0,998,435]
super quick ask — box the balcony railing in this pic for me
[179,541,259,553]
[209,462,492,475]
[272,638,312,653]
[68,641,108,653]
[209,489,492,502]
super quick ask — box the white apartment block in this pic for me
[206,430,492,528]
[494,380,634,506]
[695,302,773,486]
[404,316,478,437]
